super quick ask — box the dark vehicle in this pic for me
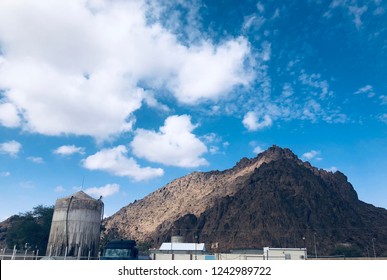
[100,240,139,260]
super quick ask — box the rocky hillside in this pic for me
[103,145,387,256]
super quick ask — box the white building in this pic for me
[150,242,213,260]
[263,247,307,260]
[216,249,264,260]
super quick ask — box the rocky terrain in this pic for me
[103,145,387,256]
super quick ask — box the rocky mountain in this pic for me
[103,145,387,256]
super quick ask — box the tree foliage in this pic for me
[6,205,54,253]
[330,245,363,258]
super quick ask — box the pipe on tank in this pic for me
[65,195,74,249]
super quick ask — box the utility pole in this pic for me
[372,238,376,258]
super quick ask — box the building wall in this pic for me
[263,247,307,260]
[151,253,210,260]
[216,253,263,260]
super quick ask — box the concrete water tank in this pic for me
[46,191,103,258]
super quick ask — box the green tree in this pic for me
[6,205,54,254]
[137,242,152,255]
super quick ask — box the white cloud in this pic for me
[143,93,170,112]
[1,171,11,177]
[131,115,208,168]
[0,140,21,157]
[380,113,387,123]
[282,83,294,97]
[380,95,387,105]
[202,132,221,144]
[55,185,65,193]
[0,0,252,139]
[373,7,385,16]
[27,156,44,164]
[261,41,271,62]
[355,85,375,97]
[242,112,273,131]
[82,145,164,181]
[0,102,20,128]
[240,68,347,128]
[299,73,331,99]
[242,15,266,31]
[348,5,368,29]
[84,183,120,198]
[272,8,280,19]
[53,145,85,156]
[253,146,264,154]
[202,133,223,155]
[209,146,219,154]
[249,141,265,155]
[325,166,338,172]
[169,38,253,104]
[256,2,265,13]
[302,150,320,160]
[301,99,322,122]
[328,1,369,29]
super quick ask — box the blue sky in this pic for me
[0,0,386,221]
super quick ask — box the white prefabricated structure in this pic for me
[46,191,103,259]
[216,249,264,260]
[263,247,307,260]
[150,242,213,260]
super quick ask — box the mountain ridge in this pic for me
[102,145,387,256]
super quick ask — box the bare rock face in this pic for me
[102,145,387,256]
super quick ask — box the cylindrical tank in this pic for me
[46,191,103,258]
[171,235,184,243]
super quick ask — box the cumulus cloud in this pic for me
[130,115,208,167]
[0,140,21,157]
[84,183,120,198]
[169,38,252,104]
[242,112,273,131]
[82,145,164,181]
[0,102,20,128]
[0,0,252,139]
[302,150,321,161]
[53,145,85,156]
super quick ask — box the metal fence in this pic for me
[0,247,41,260]
[0,246,99,260]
